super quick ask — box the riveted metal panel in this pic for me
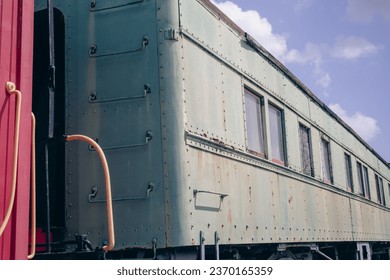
[182,39,226,141]
[284,109,301,172]
[221,69,246,149]
[89,0,145,12]
[310,102,332,135]
[218,25,244,71]
[328,115,341,140]
[350,198,390,241]
[86,3,154,103]
[330,141,345,189]
[37,0,167,250]
[378,161,390,179]
[180,0,222,53]
[310,126,322,181]
[240,46,268,85]
[184,139,365,245]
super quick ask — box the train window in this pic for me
[344,153,354,192]
[321,138,332,184]
[375,174,386,205]
[244,89,266,157]
[356,162,366,196]
[299,124,313,176]
[388,183,390,202]
[269,104,286,165]
[363,166,371,199]
[388,183,390,205]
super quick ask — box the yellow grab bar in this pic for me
[0,82,22,237]
[65,134,115,251]
[28,113,36,260]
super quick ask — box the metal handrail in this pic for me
[0,82,22,237]
[89,36,148,58]
[65,134,115,251]
[28,113,36,259]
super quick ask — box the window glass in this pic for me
[363,166,371,199]
[321,138,332,183]
[299,124,313,176]
[380,178,386,206]
[269,104,285,165]
[375,175,385,205]
[357,162,365,196]
[388,183,390,202]
[344,154,353,192]
[244,90,265,156]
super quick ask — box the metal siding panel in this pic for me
[310,126,322,180]
[64,0,165,250]
[87,5,153,102]
[0,1,17,259]
[0,0,33,260]
[89,0,145,11]
[241,47,267,84]
[11,0,34,259]
[284,109,301,172]
[218,23,243,70]
[331,141,345,189]
[221,68,246,148]
[185,141,362,246]
[310,100,331,135]
[180,0,222,53]
[183,39,226,139]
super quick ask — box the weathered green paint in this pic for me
[33,0,390,254]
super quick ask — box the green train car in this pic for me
[31,0,390,259]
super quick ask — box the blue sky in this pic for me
[211,0,390,162]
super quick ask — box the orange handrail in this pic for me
[65,134,115,251]
[28,113,36,259]
[0,82,22,237]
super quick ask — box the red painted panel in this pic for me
[0,0,34,260]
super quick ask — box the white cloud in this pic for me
[211,1,378,94]
[284,43,332,89]
[347,0,390,22]
[212,1,332,91]
[316,72,331,88]
[211,1,288,58]
[284,43,322,65]
[332,36,382,60]
[329,103,380,142]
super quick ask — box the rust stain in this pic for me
[227,208,232,225]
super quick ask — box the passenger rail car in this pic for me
[1,0,390,260]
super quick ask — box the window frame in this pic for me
[320,137,333,184]
[388,182,390,206]
[362,166,371,199]
[298,123,314,177]
[356,161,366,197]
[268,102,287,166]
[344,153,354,192]
[356,161,373,199]
[375,174,386,206]
[244,88,266,158]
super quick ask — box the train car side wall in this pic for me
[162,0,390,249]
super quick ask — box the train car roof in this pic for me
[200,0,389,167]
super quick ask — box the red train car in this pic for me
[0,0,34,260]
